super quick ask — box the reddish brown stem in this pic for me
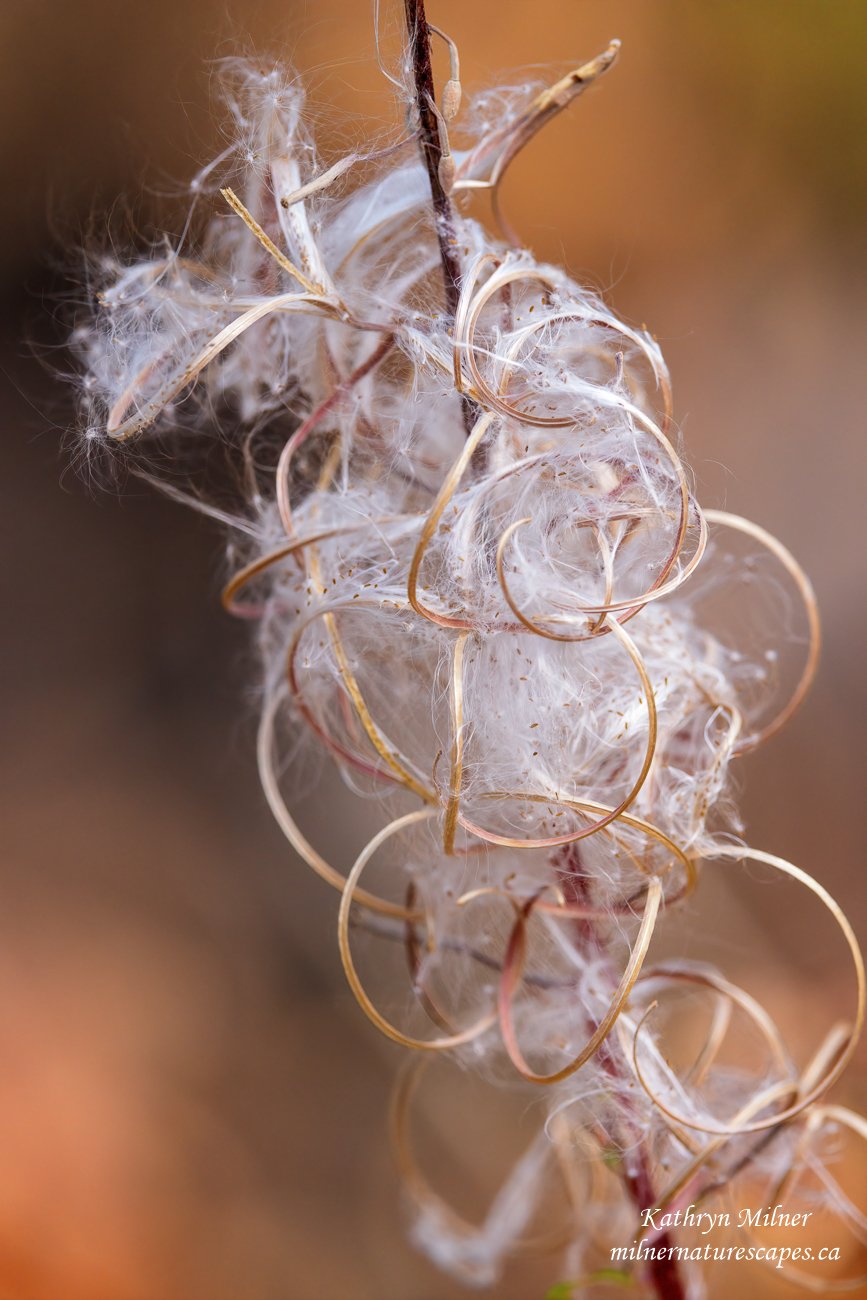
[557,847,687,1300]
[402,0,462,321]
[402,0,480,445]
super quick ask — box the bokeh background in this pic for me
[1,1,865,1297]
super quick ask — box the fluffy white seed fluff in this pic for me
[71,49,857,1298]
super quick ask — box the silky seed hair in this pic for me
[70,12,864,1298]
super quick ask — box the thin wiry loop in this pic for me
[407,411,497,628]
[498,877,662,1085]
[619,965,799,1209]
[291,382,437,798]
[632,846,865,1137]
[258,531,416,784]
[496,508,707,634]
[304,525,434,802]
[390,1058,585,1258]
[453,42,621,245]
[492,302,672,436]
[286,599,437,803]
[455,267,697,625]
[338,809,498,1050]
[737,1102,867,1292]
[634,1077,802,1243]
[462,268,689,593]
[463,795,697,905]
[705,510,822,754]
[275,333,397,537]
[501,314,672,431]
[636,961,793,1080]
[257,687,415,919]
[74,36,863,1295]
[785,1105,867,1246]
[107,291,336,439]
[222,516,413,617]
[463,266,671,432]
[454,446,692,640]
[318,607,434,799]
[454,616,658,850]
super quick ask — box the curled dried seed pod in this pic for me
[69,17,863,1299]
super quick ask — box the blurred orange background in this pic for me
[1,1,865,1297]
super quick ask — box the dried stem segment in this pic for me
[404,0,479,444]
[560,852,686,1300]
[402,0,463,323]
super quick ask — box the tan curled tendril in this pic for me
[629,984,860,1209]
[465,267,695,606]
[782,1103,867,1243]
[632,1077,802,1242]
[705,509,821,754]
[541,804,697,910]
[453,795,696,908]
[414,296,697,650]
[78,26,866,1298]
[498,876,662,1085]
[225,522,425,786]
[452,617,658,850]
[460,262,671,431]
[453,42,621,246]
[307,561,435,802]
[257,687,417,920]
[498,312,672,432]
[458,452,694,640]
[632,846,865,1137]
[390,1057,585,1258]
[293,360,444,802]
[222,517,412,617]
[453,262,699,620]
[414,335,693,636]
[338,808,498,1050]
[496,509,708,632]
[683,994,733,1090]
[407,411,496,628]
[730,1101,867,1292]
[460,265,673,442]
[625,1020,857,1240]
[636,962,794,1086]
[287,600,437,803]
[107,291,337,439]
[771,1105,867,1282]
[616,966,799,1214]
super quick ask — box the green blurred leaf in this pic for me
[545,1268,635,1298]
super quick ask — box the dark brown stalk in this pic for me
[402,0,480,444]
[402,0,463,321]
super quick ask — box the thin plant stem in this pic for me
[402,0,479,443]
[402,0,462,321]
[559,848,687,1300]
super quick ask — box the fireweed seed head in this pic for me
[69,15,863,1299]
